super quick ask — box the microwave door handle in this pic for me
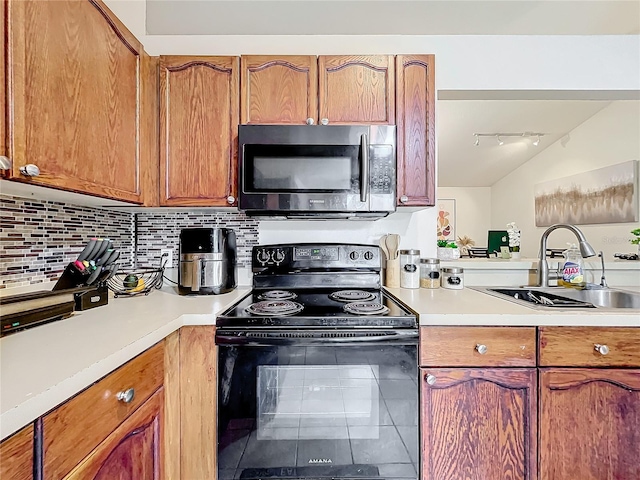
[360,133,369,203]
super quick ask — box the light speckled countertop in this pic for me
[1,282,638,440]
[0,284,249,440]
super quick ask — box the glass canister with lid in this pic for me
[441,267,464,290]
[399,249,420,289]
[420,258,440,289]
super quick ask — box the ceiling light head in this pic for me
[474,134,479,146]
[497,135,504,146]
[533,134,540,146]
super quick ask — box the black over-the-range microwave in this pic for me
[238,125,397,219]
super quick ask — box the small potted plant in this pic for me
[507,222,521,259]
[437,240,461,260]
[631,228,640,254]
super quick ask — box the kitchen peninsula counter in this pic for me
[1,282,639,440]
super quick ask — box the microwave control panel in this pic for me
[370,146,394,194]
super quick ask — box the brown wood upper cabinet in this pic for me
[395,55,435,206]
[241,56,318,125]
[421,368,537,480]
[318,55,395,125]
[6,0,152,203]
[159,56,240,206]
[539,368,640,480]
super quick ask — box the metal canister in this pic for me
[441,267,464,290]
[420,258,440,289]
[399,249,420,289]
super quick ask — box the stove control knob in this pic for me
[257,248,271,265]
[349,251,360,261]
[274,249,285,264]
[364,250,374,261]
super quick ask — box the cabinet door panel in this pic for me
[63,388,163,480]
[0,424,33,480]
[540,369,640,480]
[396,55,435,206]
[159,56,239,206]
[421,368,536,480]
[241,55,317,124]
[8,0,144,202]
[318,55,394,125]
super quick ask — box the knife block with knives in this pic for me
[53,238,120,310]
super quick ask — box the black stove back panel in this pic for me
[253,244,381,272]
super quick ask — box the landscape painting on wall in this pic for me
[534,160,639,226]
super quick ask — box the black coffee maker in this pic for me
[178,228,237,295]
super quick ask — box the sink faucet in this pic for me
[537,224,597,287]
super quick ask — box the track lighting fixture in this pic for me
[472,132,545,146]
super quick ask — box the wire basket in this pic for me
[107,267,164,297]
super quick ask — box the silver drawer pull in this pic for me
[425,374,436,385]
[475,344,488,355]
[116,388,135,403]
[594,344,609,356]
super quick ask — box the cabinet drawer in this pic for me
[420,327,536,367]
[44,342,164,480]
[539,327,640,367]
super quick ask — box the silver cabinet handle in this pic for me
[19,164,40,177]
[320,118,329,125]
[0,156,11,170]
[116,388,135,403]
[425,374,436,385]
[594,344,610,355]
[227,195,235,205]
[306,118,315,125]
[476,344,488,355]
[400,195,409,204]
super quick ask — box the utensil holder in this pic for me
[385,257,401,288]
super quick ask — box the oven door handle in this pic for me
[360,133,369,203]
[215,329,418,346]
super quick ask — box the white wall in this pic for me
[103,1,640,91]
[102,0,640,258]
[259,208,438,258]
[437,187,492,246]
[491,100,640,259]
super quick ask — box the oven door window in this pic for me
[243,145,361,193]
[217,344,418,480]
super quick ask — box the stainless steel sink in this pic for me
[547,288,640,309]
[475,287,640,310]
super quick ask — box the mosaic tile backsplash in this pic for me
[135,211,259,269]
[0,195,135,289]
[0,194,261,288]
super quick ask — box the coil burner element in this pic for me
[343,302,390,316]
[329,290,376,303]
[245,300,304,316]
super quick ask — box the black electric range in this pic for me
[215,244,419,480]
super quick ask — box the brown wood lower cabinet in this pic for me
[62,388,163,480]
[0,424,33,480]
[420,368,537,480]
[539,368,640,480]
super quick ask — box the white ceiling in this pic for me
[146,0,640,35]
[437,99,612,187]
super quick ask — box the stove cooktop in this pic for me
[216,289,417,329]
